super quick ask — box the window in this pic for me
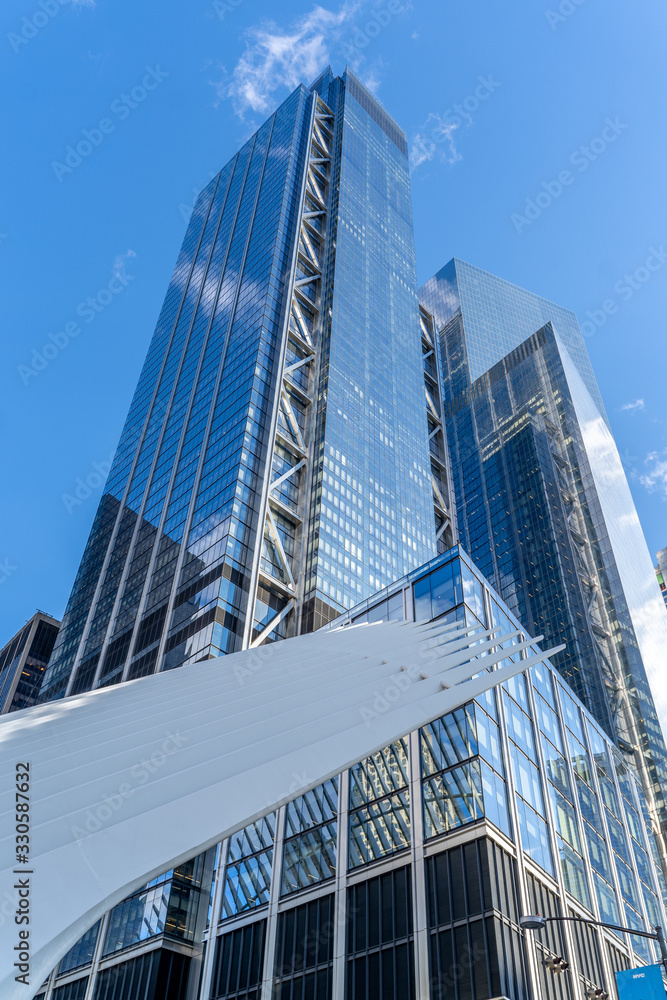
[222,815,275,919]
[275,895,334,998]
[347,867,415,1000]
[515,796,553,875]
[57,921,100,975]
[211,921,266,999]
[282,780,338,895]
[349,740,411,868]
[413,559,462,621]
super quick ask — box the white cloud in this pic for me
[640,450,667,498]
[410,113,462,170]
[112,249,136,277]
[621,398,645,413]
[218,3,361,118]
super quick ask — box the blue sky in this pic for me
[1,0,666,637]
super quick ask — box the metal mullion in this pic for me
[260,806,287,1000]
[577,702,637,968]
[199,839,229,999]
[407,727,430,998]
[494,644,544,1000]
[81,910,110,1000]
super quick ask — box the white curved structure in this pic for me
[0,618,563,999]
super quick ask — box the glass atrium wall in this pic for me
[39,548,667,1000]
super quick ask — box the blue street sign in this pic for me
[616,964,666,1000]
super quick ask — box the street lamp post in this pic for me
[520,914,667,978]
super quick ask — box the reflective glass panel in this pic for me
[510,743,545,816]
[624,904,653,963]
[475,706,502,771]
[58,921,101,974]
[503,673,530,714]
[531,660,555,707]
[597,768,621,818]
[222,850,273,918]
[423,760,484,839]
[585,824,613,883]
[515,795,553,875]
[503,692,535,757]
[421,705,477,775]
[568,731,592,785]
[461,562,485,623]
[541,736,570,797]
[281,823,337,895]
[633,842,653,886]
[559,685,584,740]
[594,872,619,925]
[348,789,411,868]
[606,811,631,865]
[534,694,563,751]
[549,785,581,852]
[285,779,338,836]
[615,855,641,909]
[350,740,409,807]
[576,776,601,827]
[557,838,591,910]
[229,814,275,862]
[480,760,511,837]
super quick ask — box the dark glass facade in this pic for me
[0,610,59,713]
[38,68,439,702]
[419,259,667,859]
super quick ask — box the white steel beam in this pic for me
[0,619,560,1000]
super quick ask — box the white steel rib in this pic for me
[0,618,564,999]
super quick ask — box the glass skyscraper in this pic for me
[38,68,452,702]
[419,258,667,860]
[29,65,667,1000]
[0,609,59,714]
